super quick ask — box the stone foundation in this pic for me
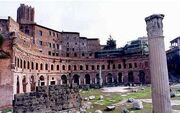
[13,85,81,113]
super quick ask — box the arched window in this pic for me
[45,64,48,70]
[36,63,38,70]
[129,63,132,68]
[73,74,79,85]
[27,61,30,69]
[24,60,26,69]
[80,65,83,70]
[56,65,59,70]
[128,71,134,83]
[62,65,66,70]
[20,59,22,68]
[17,58,19,67]
[85,74,91,84]
[40,63,43,70]
[74,65,77,70]
[113,64,116,69]
[31,62,34,70]
[68,65,71,70]
[118,64,121,69]
[51,64,54,70]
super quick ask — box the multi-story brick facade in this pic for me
[0,4,150,109]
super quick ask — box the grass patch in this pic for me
[2,109,12,113]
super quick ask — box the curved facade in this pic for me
[0,4,150,108]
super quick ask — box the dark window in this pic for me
[67,48,69,51]
[27,61,30,69]
[53,44,55,48]
[52,52,55,56]
[45,64,48,70]
[68,65,71,70]
[53,32,55,37]
[74,65,77,70]
[82,53,85,56]
[66,53,69,57]
[89,53,92,56]
[118,64,121,69]
[97,65,99,70]
[74,53,77,57]
[40,63,43,70]
[50,81,55,85]
[49,31,51,36]
[62,65,66,70]
[102,65,105,70]
[113,64,116,69]
[17,58,19,67]
[57,33,58,37]
[36,63,38,70]
[57,44,59,49]
[129,63,132,68]
[51,64,54,70]
[107,65,110,69]
[72,48,75,51]
[80,65,83,70]
[134,63,137,68]
[24,60,26,69]
[31,62,34,70]
[56,53,59,56]
[92,65,95,70]
[39,41,42,46]
[48,51,51,56]
[20,59,22,68]
[86,65,89,70]
[57,65,59,70]
[48,43,51,48]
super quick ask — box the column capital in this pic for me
[145,14,164,38]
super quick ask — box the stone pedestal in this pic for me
[145,14,171,113]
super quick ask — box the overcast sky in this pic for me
[1,0,180,50]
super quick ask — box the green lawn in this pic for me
[80,87,151,106]
[81,86,180,113]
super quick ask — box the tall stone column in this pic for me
[145,14,171,113]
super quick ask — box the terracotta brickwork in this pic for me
[0,4,150,109]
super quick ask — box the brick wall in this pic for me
[13,85,81,113]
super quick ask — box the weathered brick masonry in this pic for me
[13,85,81,113]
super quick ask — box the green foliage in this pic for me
[104,35,116,50]
[0,34,4,47]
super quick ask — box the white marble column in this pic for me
[145,14,171,113]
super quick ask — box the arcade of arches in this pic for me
[14,70,148,94]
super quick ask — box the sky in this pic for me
[1,0,180,50]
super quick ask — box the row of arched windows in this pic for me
[15,57,148,71]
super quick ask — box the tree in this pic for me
[104,35,116,50]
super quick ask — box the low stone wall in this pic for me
[13,85,81,113]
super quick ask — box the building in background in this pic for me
[0,4,150,109]
[167,37,180,82]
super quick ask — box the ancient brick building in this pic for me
[0,4,150,109]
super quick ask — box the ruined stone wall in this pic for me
[13,85,81,113]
